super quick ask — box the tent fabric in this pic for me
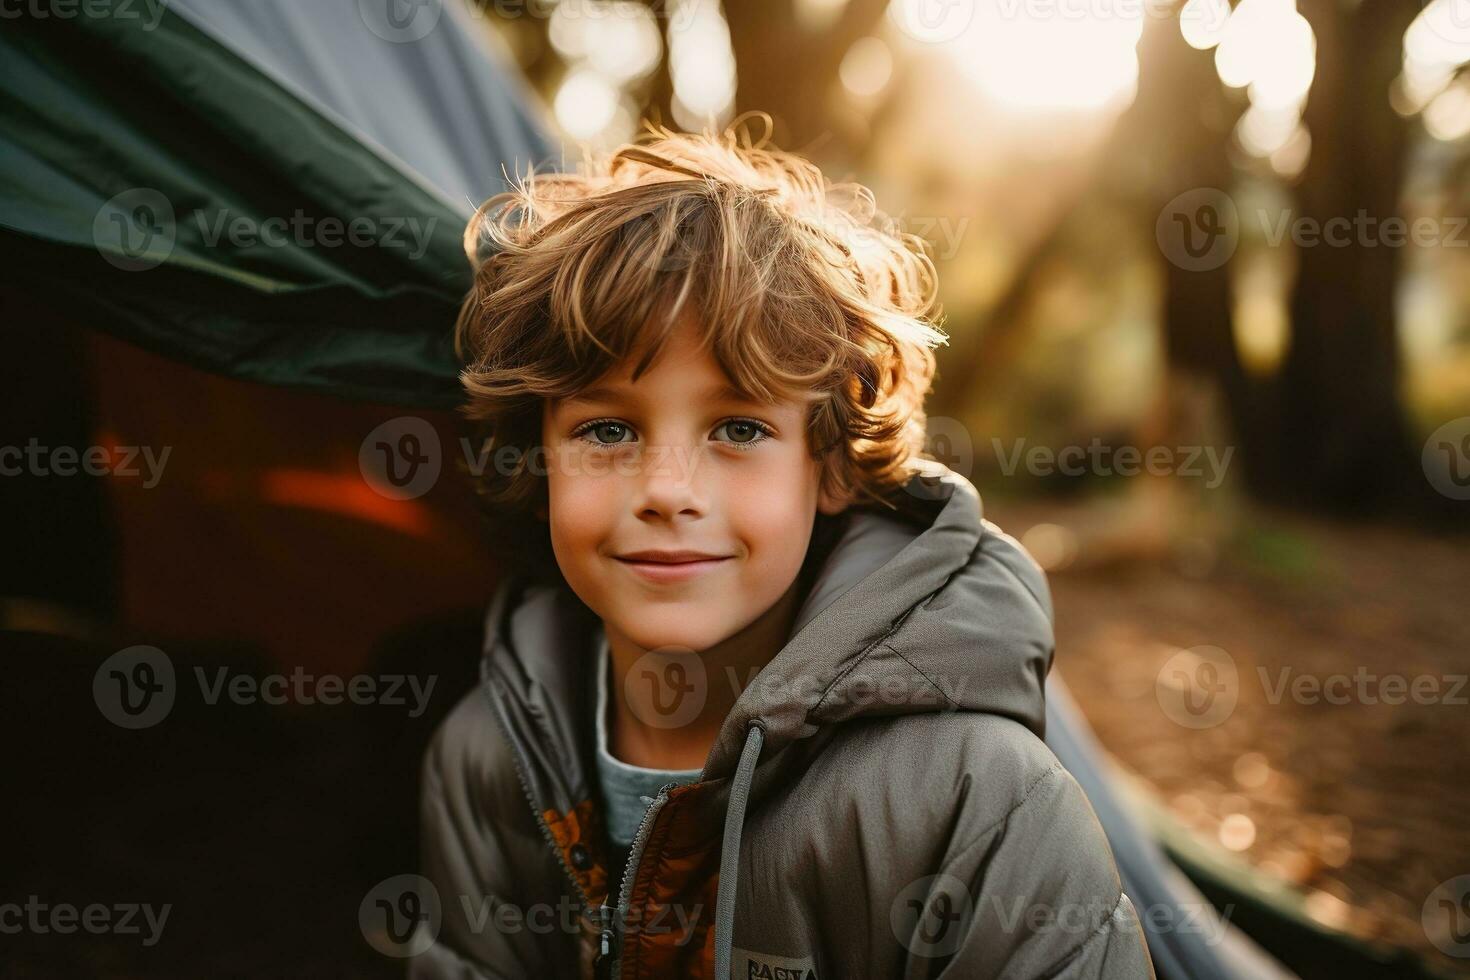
[168,0,552,209]
[1046,675,1296,980]
[0,0,548,408]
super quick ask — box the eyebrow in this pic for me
[563,382,760,406]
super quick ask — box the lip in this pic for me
[618,549,730,563]
[613,550,734,583]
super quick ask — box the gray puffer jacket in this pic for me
[412,465,1154,979]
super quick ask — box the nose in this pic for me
[633,442,709,523]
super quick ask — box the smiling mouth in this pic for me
[613,554,733,583]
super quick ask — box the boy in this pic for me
[415,126,1153,979]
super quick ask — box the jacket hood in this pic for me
[701,461,1055,779]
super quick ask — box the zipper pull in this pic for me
[595,902,616,967]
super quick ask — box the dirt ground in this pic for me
[987,494,1470,976]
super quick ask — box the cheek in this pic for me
[545,459,614,574]
[724,448,822,577]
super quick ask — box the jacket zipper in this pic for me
[604,780,679,980]
[483,669,685,979]
[479,677,598,938]
[484,607,913,977]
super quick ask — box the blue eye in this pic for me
[570,418,774,450]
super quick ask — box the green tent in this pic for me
[1,0,548,407]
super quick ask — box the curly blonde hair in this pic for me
[454,120,947,579]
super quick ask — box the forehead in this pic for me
[547,366,818,421]
[562,378,759,407]
[553,314,812,412]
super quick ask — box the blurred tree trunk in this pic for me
[1129,17,1266,492]
[1275,0,1421,510]
[643,0,677,128]
[722,0,889,149]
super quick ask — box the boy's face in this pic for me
[541,319,847,655]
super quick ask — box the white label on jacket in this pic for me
[730,946,819,980]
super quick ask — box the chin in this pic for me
[611,607,736,654]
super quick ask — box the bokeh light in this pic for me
[943,8,1143,113]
